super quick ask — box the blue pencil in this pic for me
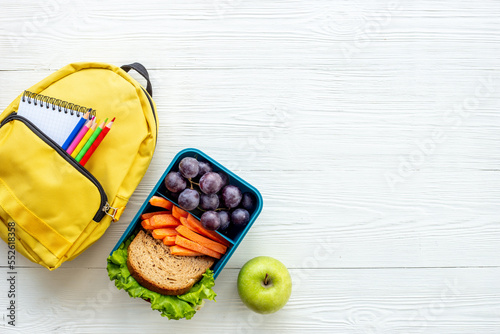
[62,111,91,150]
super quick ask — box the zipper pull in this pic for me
[103,202,125,222]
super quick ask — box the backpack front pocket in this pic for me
[0,113,108,259]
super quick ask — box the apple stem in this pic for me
[264,273,269,286]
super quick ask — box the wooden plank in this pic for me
[0,267,499,332]
[1,69,499,170]
[0,1,499,70]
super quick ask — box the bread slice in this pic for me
[127,230,215,296]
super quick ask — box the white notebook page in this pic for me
[17,94,86,146]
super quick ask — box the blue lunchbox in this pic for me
[110,148,263,279]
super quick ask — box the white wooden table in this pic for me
[1,1,500,333]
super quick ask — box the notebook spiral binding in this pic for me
[21,91,96,117]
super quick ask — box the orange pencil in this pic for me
[80,118,115,166]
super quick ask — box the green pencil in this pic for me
[76,118,107,162]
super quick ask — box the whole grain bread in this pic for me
[127,230,215,295]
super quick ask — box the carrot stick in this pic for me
[141,211,170,220]
[170,245,205,257]
[152,228,179,240]
[172,205,188,220]
[186,214,231,247]
[179,216,230,247]
[175,236,222,259]
[141,219,154,230]
[149,214,181,229]
[176,225,227,254]
[163,236,177,246]
[179,216,213,241]
[149,196,173,210]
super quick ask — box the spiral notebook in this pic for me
[17,91,96,146]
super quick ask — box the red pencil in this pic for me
[80,117,115,166]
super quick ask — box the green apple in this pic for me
[237,256,292,314]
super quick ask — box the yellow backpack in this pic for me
[0,62,158,270]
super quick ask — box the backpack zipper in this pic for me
[1,113,108,222]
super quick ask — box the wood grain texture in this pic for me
[0,267,499,333]
[1,0,500,332]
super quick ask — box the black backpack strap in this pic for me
[121,62,153,97]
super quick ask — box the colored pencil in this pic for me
[80,118,115,166]
[75,118,107,162]
[61,110,91,150]
[71,118,97,158]
[66,117,93,155]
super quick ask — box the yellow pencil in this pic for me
[71,118,97,158]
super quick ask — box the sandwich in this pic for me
[127,230,214,295]
[107,230,218,320]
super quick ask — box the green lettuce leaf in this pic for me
[106,233,216,320]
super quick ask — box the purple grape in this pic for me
[197,161,213,178]
[217,172,229,187]
[201,211,221,230]
[200,193,219,210]
[222,185,242,208]
[217,211,230,231]
[241,192,256,211]
[179,157,199,179]
[199,172,223,195]
[231,208,250,226]
[164,172,187,193]
[178,189,200,210]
